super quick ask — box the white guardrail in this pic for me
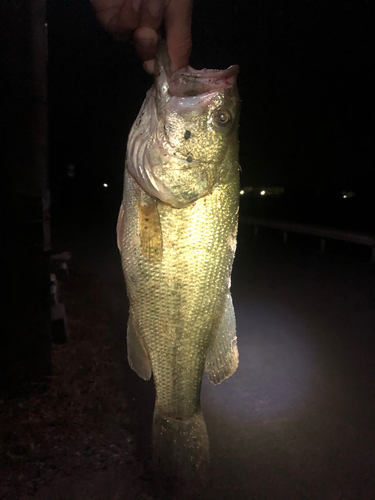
[241,216,375,263]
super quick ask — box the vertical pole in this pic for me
[0,0,50,395]
[29,0,51,386]
[31,0,48,195]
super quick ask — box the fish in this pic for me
[117,41,241,497]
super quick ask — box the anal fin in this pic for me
[127,313,152,380]
[205,293,239,385]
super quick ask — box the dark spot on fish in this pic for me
[145,218,149,221]
[184,130,191,140]
[144,226,148,229]
[187,156,193,163]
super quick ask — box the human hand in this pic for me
[90,0,192,73]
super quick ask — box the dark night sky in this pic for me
[47,0,375,203]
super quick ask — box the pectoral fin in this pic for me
[127,313,152,381]
[138,199,163,263]
[205,293,239,385]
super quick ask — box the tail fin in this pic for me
[153,410,210,499]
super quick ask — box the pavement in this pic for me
[40,206,375,500]
[203,224,375,500]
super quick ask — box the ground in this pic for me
[0,213,154,499]
[1,202,375,500]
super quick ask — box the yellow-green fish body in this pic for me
[117,43,240,496]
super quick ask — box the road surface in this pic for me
[61,204,375,500]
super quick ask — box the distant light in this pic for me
[341,190,355,199]
[103,183,108,188]
[240,190,245,195]
[260,190,266,195]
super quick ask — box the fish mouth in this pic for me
[156,40,239,98]
[167,65,239,97]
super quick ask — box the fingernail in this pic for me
[132,0,142,13]
[148,0,161,18]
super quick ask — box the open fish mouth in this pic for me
[155,40,239,97]
[167,64,240,97]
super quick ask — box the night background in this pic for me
[48,0,375,230]
[1,1,375,499]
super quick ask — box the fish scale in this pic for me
[118,42,241,498]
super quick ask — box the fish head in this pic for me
[126,42,240,208]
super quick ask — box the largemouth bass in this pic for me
[117,42,240,497]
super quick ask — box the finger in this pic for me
[91,0,141,39]
[134,26,159,62]
[139,0,164,32]
[164,0,192,70]
[143,59,156,74]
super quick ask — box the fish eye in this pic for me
[213,108,232,127]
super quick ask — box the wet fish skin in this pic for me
[117,43,240,496]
